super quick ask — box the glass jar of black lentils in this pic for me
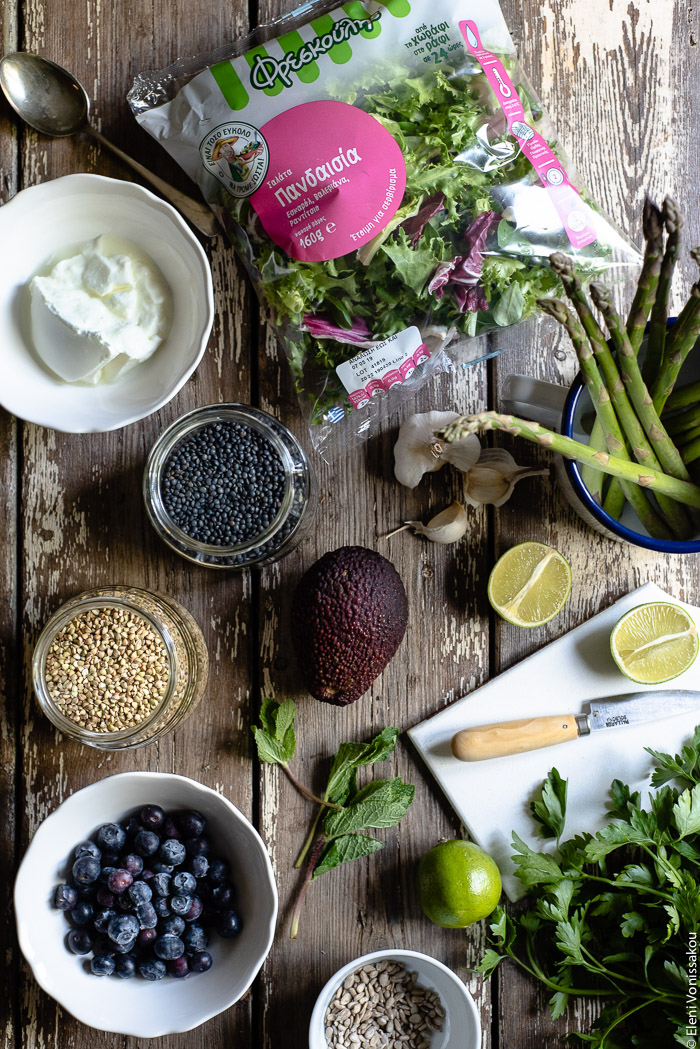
[32,586,208,750]
[143,404,316,568]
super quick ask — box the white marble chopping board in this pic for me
[408,582,700,900]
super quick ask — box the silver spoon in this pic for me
[0,52,220,238]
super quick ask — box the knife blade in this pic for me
[450,690,700,762]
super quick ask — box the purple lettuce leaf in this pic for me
[300,314,375,347]
[400,193,445,247]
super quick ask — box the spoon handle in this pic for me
[89,129,221,238]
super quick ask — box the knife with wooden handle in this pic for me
[451,689,700,761]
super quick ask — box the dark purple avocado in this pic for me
[291,546,408,706]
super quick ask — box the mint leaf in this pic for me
[251,697,297,765]
[530,768,568,841]
[312,835,384,880]
[324,726,399,805]
[323,778,415,839]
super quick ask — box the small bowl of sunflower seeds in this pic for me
[309,949,480,1049]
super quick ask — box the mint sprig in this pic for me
[252,700,414,938]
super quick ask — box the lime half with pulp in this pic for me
[610,602,698,684]
[487,541,572,628]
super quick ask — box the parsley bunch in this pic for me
[478,732,700,1047]
[252,698,414,938]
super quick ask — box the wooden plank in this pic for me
[0,2,20,1044]
[15,2,254,1048]
[492,0,700,1045]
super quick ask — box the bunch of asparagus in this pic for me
[440,196,700,541]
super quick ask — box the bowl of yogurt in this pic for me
[0,174,214,432]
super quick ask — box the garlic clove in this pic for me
[394,410,462,488]
[441,433,482,473]
[407,501,469,544]
[464,448,548,507]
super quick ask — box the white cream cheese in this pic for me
[29,236,171,384]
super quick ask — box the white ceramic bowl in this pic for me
[309,948,481,1049]
[0,174,214,432]
[14,772,278,1037]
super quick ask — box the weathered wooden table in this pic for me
[1,0,698,1046]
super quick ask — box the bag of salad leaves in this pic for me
[130,0,639,452]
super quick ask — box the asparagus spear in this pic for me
[678,423,700,448]
[581,419,608,506]
[550,253,692,538]
[438,412,700,509]
[682,435,700,465]
[651,249,700,412]
[643,197,682,383]
[665,404,700,438]
[664,379,700,414]
[538,298,671,538]
[626,196,664,356]
[590,281,693,485]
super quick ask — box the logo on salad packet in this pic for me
[336,328,430,411]
[199,122,269,198]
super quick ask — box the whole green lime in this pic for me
[416,840,502,928]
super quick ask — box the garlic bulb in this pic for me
[463,448,548,507]
[394,411,481,488]
[406,501,469,544]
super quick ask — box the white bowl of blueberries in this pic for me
[14,771,278,1036]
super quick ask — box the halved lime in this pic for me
[487,541,572,627]
[610,602,698,684]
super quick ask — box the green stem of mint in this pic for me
[290,834,327,939]
[295,805,325,869]
[282,766,342,811]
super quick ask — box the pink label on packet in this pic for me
[399,358,416,379]
[460,21,597,250]
[348,389,370,409]
[366,379,385,397]
[251,100,407,263]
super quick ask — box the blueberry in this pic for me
[151,861,174,874]
[93,907,117,933]
[159,839,186,867]
[128,880,152,906]
[161,916,185,936]
[117,892,135,912]
[190,854,209,879]
[113,938,138,954]
[72,900,94,926]
[134,829,160,857]
[140,805,165,831]
[216,909,242,938]
[96,887,116,908]
[114,954,137,979]
[162,816,182,840]
[139,958,166,981]
[107,868,133,894]
[154,933,185,961]
[168,956,189,978]
[136,903,158,929]
[72,856,101,885]
[54,884,78,911]
[190,950,213,973]
[74,840,101,860]
[125,815,142,838]
[107,913,139,946]
[211,884,235,909]
[97,823,127,853]
[67,928,93,955]
[178,810,206,838]
[185,836,211,857]
[101,851,120,868]
[121,853,144,877]
[172,871,196,895]
[91,954,116,977]
[153,897,170,918]
[183,923,208,952]
[76,882,98,900]
[137,927,157,948]
[207,858,229,886]
[141,868,155,881]
[184,896,203,922]
[152,872,171,897]
[170,894,192,916]
[99,866,117,885]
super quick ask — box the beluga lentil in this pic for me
[161,420,286,546]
